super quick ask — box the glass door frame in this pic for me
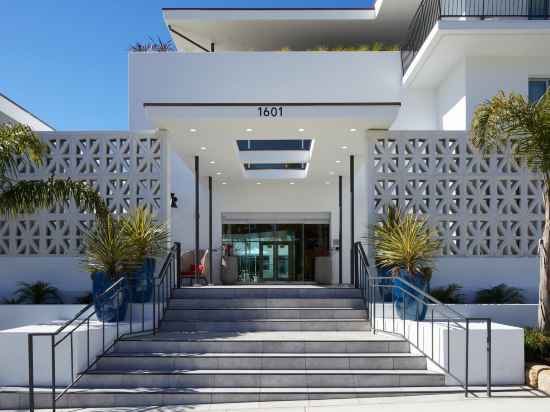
[259,240,294,281]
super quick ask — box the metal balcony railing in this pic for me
[401,0,550,74]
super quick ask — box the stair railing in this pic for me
[353,241,492,398]
[27,242,181,412]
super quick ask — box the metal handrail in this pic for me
[353,241,492,397]
[27,242,181,411]
[401,0,550,73]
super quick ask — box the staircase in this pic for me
[17,286,448,408]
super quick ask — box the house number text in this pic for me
[258,106,283,117]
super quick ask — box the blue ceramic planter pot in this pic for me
[129,257,156,303]
[92,272,129,323]
[376,265,394,302]
[392,269,429,321]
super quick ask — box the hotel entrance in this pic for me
[221,213,331,284]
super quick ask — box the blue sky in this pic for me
[1,1,373,130]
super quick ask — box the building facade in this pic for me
[1,0,549,301]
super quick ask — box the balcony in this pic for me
[401,0,550,74]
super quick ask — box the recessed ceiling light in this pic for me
[221,182,227,185]
[256,182,262,185]
[216,171,222,175]
[246,128,253,132]
[209,160,216,165]
[349,128,357,132]
[298,128,305,132]
[289,182,295,185]
[189,128,197,133]
[340,145,348,150]
[325,181,331,185]
[335,160,342,164]
[329,171,335,175]
[200,146,207,151]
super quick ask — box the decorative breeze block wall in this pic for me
[368,131,544,257]
[0,131,168,256]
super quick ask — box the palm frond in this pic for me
[474,284,525,304]
[0,177,108,218]
[0,123,48,181]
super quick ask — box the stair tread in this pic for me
[162,318,367,322]
[168,304,366,311]
[123,331,402,341]
[104,352,419,358]
[86,369,440,375]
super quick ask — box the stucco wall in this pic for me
[128,51,403,130]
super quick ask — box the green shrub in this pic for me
[474,284,525,304]
[430,284,465,304]
[525,328,550,362]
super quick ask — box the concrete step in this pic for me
[96,352,427,371]
[169,298,366,309]
[116,332,410,354]
[77,369,445,389]
[163,308,368,321]
[159,319,371,332]
[173,287,362,299]
[2,385,475,409]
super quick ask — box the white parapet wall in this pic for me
[0,304,154,387]
[372,304,525,386]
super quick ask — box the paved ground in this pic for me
[7,388,549,412]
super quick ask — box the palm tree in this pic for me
[470,89,550,332]
[0,123,108,217]
[14,281,63,304]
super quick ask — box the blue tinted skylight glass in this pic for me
[237,140,312,151]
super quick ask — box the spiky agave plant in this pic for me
[83,214,140,281]
[14,281,62,304]
[120,207,169,261]
[372,206,441,278]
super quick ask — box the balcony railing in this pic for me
[401,0,550,73]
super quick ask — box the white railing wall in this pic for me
[0,131,168,257]
[366,131,544,257]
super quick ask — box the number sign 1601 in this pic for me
[258,106,283,117]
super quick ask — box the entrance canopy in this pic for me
[144,102,399,183]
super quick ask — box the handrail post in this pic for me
[487,319,492,397]
[465,318,469,397]
[51,334,56,412]
[28,334,34,412]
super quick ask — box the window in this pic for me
[528,79,550,103]
[237,139,312,151]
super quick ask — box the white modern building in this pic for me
[0,1,549,407]
[3,0,548,300]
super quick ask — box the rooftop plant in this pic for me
[474,284,526,304]
[130,36,176,52]
[13,281,63,304]
[430,283,465,304]
[280,42,400,52]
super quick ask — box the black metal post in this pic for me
[28,335,34,412]
[51,335,55,411]
[466,318,470,397]
[209,176,213,285]
[350,155,355,286]
[175,242,181,288]
[211,42,215,52]
[338,175,343,285]
[194,155,200,285]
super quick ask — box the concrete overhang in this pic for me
[403,19,550,89]
[144,102,400,182]
[162,1,422,51]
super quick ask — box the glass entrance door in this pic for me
[260,241,292,281]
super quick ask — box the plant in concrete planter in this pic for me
[13,281,62,304]
[474,284,526,304]
[83,215,138,322]
[121,207,169,303]
[371,206,441,320]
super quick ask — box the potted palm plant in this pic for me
[121,207,169,303]
[83,214,139,322]
[371,206,441,321]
